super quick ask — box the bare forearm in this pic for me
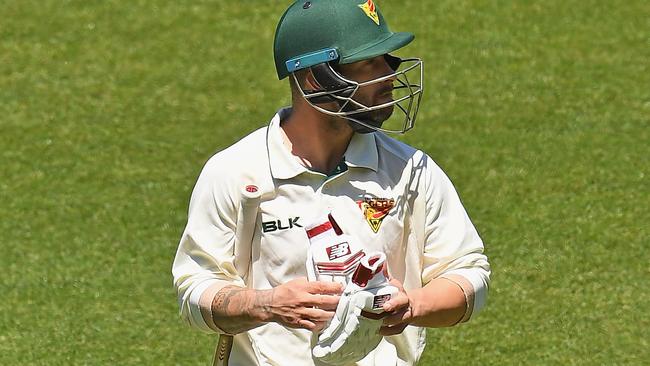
[203,278,341,334]
[409,277,468,328]
[210,286,274,334]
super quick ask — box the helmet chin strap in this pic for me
[305,55,403,134]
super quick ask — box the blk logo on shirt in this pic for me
[262,217,302,233]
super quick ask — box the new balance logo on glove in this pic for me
[372,294,392,310]
[305,214,365,285]
[326,242,351,260]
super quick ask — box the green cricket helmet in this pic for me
[273,0,423,134]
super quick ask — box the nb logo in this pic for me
[372,294,391,310]
[326,242,351,260]
[262,217,302,233]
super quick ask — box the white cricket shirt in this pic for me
[172,108,491,366]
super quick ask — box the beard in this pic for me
[353,104,394,127]
[344,95,395,133]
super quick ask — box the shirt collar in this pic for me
[344,130,378,172]
[267,108,308,180]
[267,107,378,180]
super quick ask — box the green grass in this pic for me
[1,0,647,365]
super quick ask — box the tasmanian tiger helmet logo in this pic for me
[358,0,380,25]
[357,198,395,233]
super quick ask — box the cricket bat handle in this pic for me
[234,184,261,278]
[214,184,261,366]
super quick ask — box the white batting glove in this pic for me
[311,252,398,365]
[305,214,366,286]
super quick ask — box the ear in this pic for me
[290,69,318,92]
[304,69,322,91]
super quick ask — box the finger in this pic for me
[306,294,340,310]
[379,322,409,336]
[299,307,337,323]
[382,292,409,313]
[382,263,391,280]
[360,310,389,320]
[297,319,317,331]
[311,321,328,333]
[388,278,403,287]
[382,307,411,326]
[307,281,344,295]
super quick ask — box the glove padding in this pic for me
[312,252,397,365]
[305,214,365,285]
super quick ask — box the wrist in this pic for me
[410,278,468,327]
[406,288,426,321]
[246,288,275,323]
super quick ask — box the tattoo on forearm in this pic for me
[213,291,227,309]
[213,287,247,316]
[211,287,273,334]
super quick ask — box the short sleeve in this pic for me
[420,156,491,319]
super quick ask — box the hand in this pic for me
[263,277,342,332]
[378,278,415,336]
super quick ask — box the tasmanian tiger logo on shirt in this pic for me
[357,198,395,233]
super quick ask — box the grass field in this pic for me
[1,0,648,365]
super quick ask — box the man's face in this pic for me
[335,55,397,128]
